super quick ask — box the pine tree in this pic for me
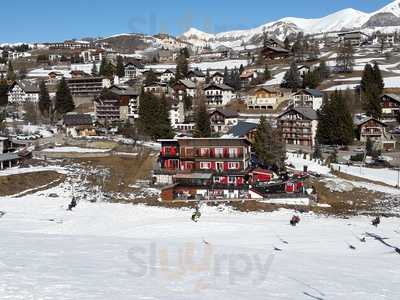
[281,61,302,91]
[223,66,229,84]
[253,116,285,171]
[193,101,211,137]
[0,78,8,106]
[180,47,190,59]
[205,69,211,84]
[361,63,384,119]
[55,78,75,117]
[99,58,107,76]
[239,64,244,75]
[316,91,354,145]
[91,62,98,76]
[138,91,159,138]
[303,70,320,89]
[317,60,330,80]
[7,61,16,81]
[155,95,174,139]
[336,41,354,73]
[263,65,272,81]
[313,143,322,159]
[116,55,125,78]
[38,80,51,117]
[175,54,188,80]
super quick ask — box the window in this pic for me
[200,162,211,170]
[229,148,237,158]
[228,162,239,170]
[228,176,236,184]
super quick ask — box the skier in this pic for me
[290,215,300,226]
[67,197,77,211]
[372,216,380,227]
[191,205,201,222]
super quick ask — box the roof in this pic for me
[13,80,39,93]
[263,45,290,54]
[175,173,213,180]
[204,83,234,91]
[354,116,387,127]
[227,122,258,138]
[0,153,19,162]
[162,68,175,74]
[252,168,273,174]
[124,62,145,69]
[188,69,205,77]
[295,89,323,98]
[63,114,93,126]
[382,94,400,103]
[178,79,196,89]
[278,107,318,120]
[212,72,224,77]
[210,108,239,118]
[177,138,250,147]
[109,85,140,96]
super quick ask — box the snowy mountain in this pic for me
[181,0,400,48]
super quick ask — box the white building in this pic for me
[170,100,185,128]
[124,62,145,81]
[160,69,175,83]
[7,80,40,104]
[204,83,235,107]
[291,89,324,111]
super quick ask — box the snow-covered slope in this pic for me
[181,1,400,48]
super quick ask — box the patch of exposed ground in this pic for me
[0,171,66,196]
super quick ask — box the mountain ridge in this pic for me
[180,1,400,48]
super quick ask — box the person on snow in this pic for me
[372,216,380,227]
[67,197,77,211]
[191,205,201,222]
[290,215,300,226]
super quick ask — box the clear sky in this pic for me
[0,0,394,43]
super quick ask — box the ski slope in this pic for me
[0,180,399,300]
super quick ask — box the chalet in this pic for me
[172,79,197,100]
[155,138,252,200]
[240,69,258,87]
[264,38,285,48]
[63,113,95,137]
[124,62,145,80]
[203,83,235,107]
[262,45,290,60]
[47,71,64,84]
[95,86,140,122]
[160,69,175,83]
[143,82,170,97]
[337,31,369,46]
[277,107,319,147]
[380,94,400,121]
[354,116,396,150]
[187,69,206,83]
[7,80,40,104]
[209,109,239,134]
[226,121,258,143]
[291,89,324,111]
[247,86,291,110]
[211,72,224,84]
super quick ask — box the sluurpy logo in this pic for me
[127,241,275,291]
